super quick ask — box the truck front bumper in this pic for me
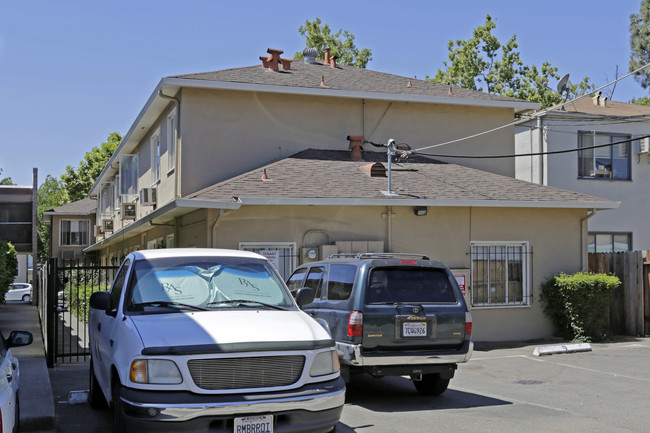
[119,377,345,433]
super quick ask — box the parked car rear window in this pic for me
[327,265,356,301]
[366,267,458,304]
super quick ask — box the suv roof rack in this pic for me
[327,252,431,260]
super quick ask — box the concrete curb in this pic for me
[533,343,592,356]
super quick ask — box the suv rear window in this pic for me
[366,267,457,304]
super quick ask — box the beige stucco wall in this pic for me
[92,203,585,342]
[178,88,517,196]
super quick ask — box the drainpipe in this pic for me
[158,90,181,197]
[580,209,597,271]
[537,116,545,185]
[387,206,393,252]
[210,209,225,248]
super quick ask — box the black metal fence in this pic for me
[40,258,119,366]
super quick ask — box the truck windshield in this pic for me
[366,267,458,304]
[126,257,294,312]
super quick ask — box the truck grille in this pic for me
[187,355,306,390]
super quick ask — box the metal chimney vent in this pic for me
[303,47,318,64]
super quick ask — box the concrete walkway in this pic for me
[0,302,55,433]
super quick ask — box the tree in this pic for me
[37,175,70,262]
[0,169,14,185]
[294,18,372,68]
[631,95,650,105]
[429,15,593,108]
[61,132,121,202]
[630,0,650,89]
[0,241,18,300]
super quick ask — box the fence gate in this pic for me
[43,258,118,366]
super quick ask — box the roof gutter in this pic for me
[83,197,241,253]
[162,77,540,114]
[231,196,619,210]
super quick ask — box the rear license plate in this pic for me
[403,321,427,337]
[234,415,273,433]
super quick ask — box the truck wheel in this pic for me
[412,374,450,396]
[88,358,106,409]
[112,380,127,433]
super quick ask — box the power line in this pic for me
[410,134,649,159]
[409,61,650,153]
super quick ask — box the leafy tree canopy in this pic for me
[61,132,121,202]
[37,175,70,262]
[630,0,650,89]
[0,169,15,185]
[294,18,372,69]
[429,14,593,108]
[0,241,18,298]
[630,95,650,105]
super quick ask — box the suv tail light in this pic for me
[464,311,472,340]
[347,311,363,337]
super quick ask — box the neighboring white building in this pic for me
[515,94,650,252]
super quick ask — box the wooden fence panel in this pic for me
[588,251,646,337]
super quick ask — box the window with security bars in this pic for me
[238,242,297,281]
[470,242,530,307]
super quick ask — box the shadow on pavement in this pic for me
[344,374,511,413]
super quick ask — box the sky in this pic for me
[0,0,644,187]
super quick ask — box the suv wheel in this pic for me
[412,373,449,396]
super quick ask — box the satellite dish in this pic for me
[557,73,570,94]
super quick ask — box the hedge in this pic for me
[540,272,620,342]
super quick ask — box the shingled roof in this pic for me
[43,198,96,215]
[171,59,526,104]
[186,149,614,208]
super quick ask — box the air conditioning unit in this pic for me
[103,219,114,232]
[94,225,104,237]
[122,203,137,220]
[640,137,650,154]
[139,187,157,206]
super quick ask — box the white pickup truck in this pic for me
[88,249,344,433]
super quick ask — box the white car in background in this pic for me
[5,284,33,303]
[0,330,33,433]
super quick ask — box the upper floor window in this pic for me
[151,130,161,184]
[60,220,90,246]
[99,183,112,217]
[119,154,138,197]
[167,110,177,172]
[578,131,630,180]
[112,177,121,211]
[587,232,631,253]
[470,242,530,307]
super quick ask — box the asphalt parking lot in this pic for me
[49,339,650,433]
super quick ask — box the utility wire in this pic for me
[412,134,650,159]
[408,61,650,153]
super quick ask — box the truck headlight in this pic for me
[310,350,340,377]
[130,360,182,384]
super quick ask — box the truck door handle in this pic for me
[6,373,12,383]
[97,323,101,332]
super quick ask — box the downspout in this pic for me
[580,209,597,271]
[210,209,225,248]
[537,116,545,185]
[158,90,181,198]
[387,206,393,252]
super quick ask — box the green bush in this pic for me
[540,272,620,342]
[0,241,18,302]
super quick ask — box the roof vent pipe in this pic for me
[324,47,331,65]
[303,47,318,64]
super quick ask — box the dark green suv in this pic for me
[287,253,473,396]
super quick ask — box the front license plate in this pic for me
[234,415,273,433]
[403,321,427,337]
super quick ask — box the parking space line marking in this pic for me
[523,355,650,383]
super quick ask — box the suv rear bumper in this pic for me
[119,377,345,433]
[336,341,473,366]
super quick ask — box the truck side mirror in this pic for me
[295,288,315,308]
